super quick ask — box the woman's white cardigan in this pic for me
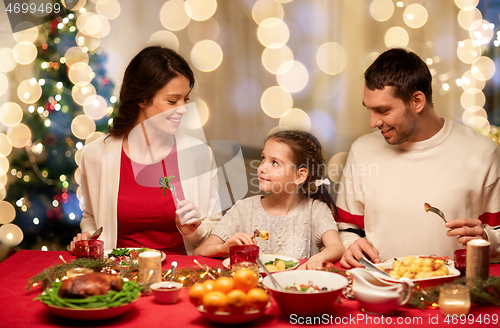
[79,132,222,254]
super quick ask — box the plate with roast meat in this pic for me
[36,272,141,320]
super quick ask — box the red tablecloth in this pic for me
[0,250,499,328]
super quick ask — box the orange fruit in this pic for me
[202,279,216,292]
[233,268,258,292]
[247,288,269,310]
[202,291,227,313]
[213,276,234,294]
[226,289,248,314]
[188,283,208,306]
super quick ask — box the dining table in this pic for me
[1,250,499,328]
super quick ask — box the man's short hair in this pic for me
[364,48,433,106]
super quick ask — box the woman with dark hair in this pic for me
[70,46,221,255]
[194,130,344,267]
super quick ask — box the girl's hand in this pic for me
[297,263,307,270]
[70,231,91,252]
[176,200,201,225]
[299,254,327,270]
[223,233,256,253]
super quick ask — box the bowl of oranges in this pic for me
[189,268,270,324]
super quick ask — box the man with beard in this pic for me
[337,48,500,268]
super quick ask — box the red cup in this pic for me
[454,249,466,276]
[229,245,259,267]
[74,239,104,259]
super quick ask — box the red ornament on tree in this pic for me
[50,19,59,35]
[44,133,57,147]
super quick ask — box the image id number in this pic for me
[444,314,498,325]
[6,2,61,14]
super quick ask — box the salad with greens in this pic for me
[108,248,151,266]
[264,258,299,272]
[285,281,329,293]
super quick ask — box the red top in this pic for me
[117,143,186,254]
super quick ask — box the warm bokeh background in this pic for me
[0,0,499,258]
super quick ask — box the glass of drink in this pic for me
[229,245,259,267]
[74,240,104,259]
[454,249,466,276]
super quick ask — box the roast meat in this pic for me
[59,272,123,298]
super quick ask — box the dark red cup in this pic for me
[74,239,104,259]
[229,245,259,267]
[454,249,466,276]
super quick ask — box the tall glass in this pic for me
[139,251,162,285]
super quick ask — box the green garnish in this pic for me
[110,248,131,257]
[159,175,175,196]
[35,279,141,309]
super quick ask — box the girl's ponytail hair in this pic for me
[266,130,338,220]
[312,181,338,221]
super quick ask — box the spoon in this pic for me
[424,203,447,223]
[256,258,284,290]
[169,261,177,287]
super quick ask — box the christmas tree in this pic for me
[3,5,115,251]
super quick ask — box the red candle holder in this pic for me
[229,245,259,267]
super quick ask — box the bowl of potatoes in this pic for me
[376,255,460,287]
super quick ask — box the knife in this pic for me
[358,257,397,280]
[89,226,103,240]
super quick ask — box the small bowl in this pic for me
[151,281,183,304]
[262,270,348,317]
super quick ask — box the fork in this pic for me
[424,203,447,223]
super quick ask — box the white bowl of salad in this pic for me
[262,270,348,317]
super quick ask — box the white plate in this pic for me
[196,303,269,324]
[222,253,300,273]
[104,248,166,263]
[376,256,460,283]
[45,298,138,321]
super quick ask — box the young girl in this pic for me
[194,131,344,266]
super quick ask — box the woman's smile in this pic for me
[167,117,182,126]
